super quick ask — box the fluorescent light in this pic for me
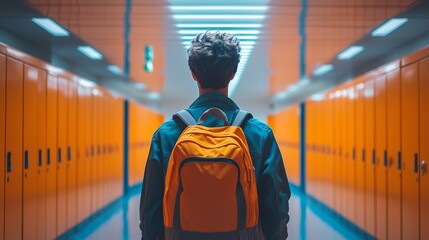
[179,35,257,40]
[178,29,260,35]
[173,15,265,20]
[310,93,325,101]
[313,64,333,76]
[240,45,254,49]
[79,79,96,88]
[371,18,408,37]
[176,23,262,28]
[32,18,69,37]
[337,46,364,60]
[92,89,102,96]
[107,65,123,75]
[240,41,256,45]
[170,6,268,11]
[78,46,103,60]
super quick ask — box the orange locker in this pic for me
[46,74,58,239]
[332,93,339,213]
[338,91,346,218]
[57,76,68,235]
[0,53,5,240]
[76,85,87,223]
[355,81,366,229]
[0,54,6,240]
[85,93,94,216]
[386,68,402,240]
[5,57,23,240]
[67,80,78,229]
[400,62,420,240]
[419,57,429,239]
[91,92,99,213]
[23,65,40,239]
[37,68,47,240]
[334,94,345,216]
[346,86,356,223]
[364,79,376,236]
[374,74,387,239]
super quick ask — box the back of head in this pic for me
[187,31,241,89]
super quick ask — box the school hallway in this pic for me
[1,0,429,239]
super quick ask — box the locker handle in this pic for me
[91,146,94,157]
[414,153,418,173]
[47,148,51,165]
[24,150,29,169]
[7,152,11,173]
[58,148,62,163]
[38,149,43,167]
[372,149,376,164]
[352,147,356,160]
[383,150,388,167]
[362,148,366,162]
[397,151,402,170]
[97,145,101,155]
[67,146,71,161]
[422,160,427,175]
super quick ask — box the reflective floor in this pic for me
[66,186,364,240]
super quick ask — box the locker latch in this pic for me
[422,160,427,175]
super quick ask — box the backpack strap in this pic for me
[173,109,197,126]
[232,110,252,127]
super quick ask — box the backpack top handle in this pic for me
[197,107,229,126]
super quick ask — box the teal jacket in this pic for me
[140,92,291,240]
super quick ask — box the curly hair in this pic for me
[187,31,241,89]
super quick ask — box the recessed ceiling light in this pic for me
[78,46,103,60]
[79,79,97,88]
[337,46,364,60]
[31,18,70,37]
[172,15,265,20]
[107,65,123,75]
[371,18,408,37]
[313,64,333,76]
[176,23,262,28]
[32,18,69,37]
[170,6,268,11]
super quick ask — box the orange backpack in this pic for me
[163,107,262,240]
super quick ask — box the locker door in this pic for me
[46,74,58,239]
[338,93,346,217]
[92,93,99,212]
[23,65,39,239]
[67,80,77,229]
[346,86,356,223]
[419,58,429,240]
[419,57,429,239]
[37,68,47,240]
[76,85,86,223]
[401,62,420,240]
[364,79,376,236]
[5,57,23,240]
[375,75,387,239]
[386,68,402,240]
[57,76,68,235]
[355,82,365,229]
[85,93,95,215]
[0,54,5,240]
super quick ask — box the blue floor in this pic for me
[65,185,365,240]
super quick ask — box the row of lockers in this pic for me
[0,44,161,240]
[128,103,164,187]
[269,45,429,240]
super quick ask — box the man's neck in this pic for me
[199,87,229,96]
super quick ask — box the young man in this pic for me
[140,31,291,240]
